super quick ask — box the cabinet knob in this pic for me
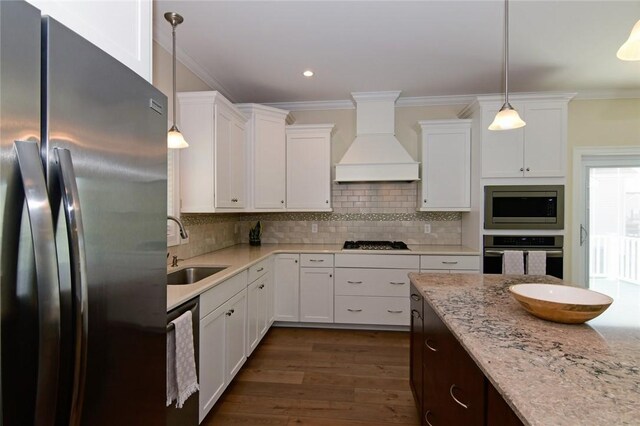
[520,167,524,172]
[281,200,284,204]
[326,200,329,203]
[526,167,530,172]
[294,260,298,263]
[329,274,333,278]
[258,284,265,289]
[225,308,235,316]
[449,384,469,409]
[423,199,427,203]
[231,198,238,202]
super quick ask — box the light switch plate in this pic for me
[424,224,431,234]
[311,223,318,233]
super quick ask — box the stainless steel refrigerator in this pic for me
[1,1,168,424]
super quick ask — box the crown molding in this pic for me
[153,32,236,102]
[264,99,356,111]
[396,94,477,107]
[572,89,640,100]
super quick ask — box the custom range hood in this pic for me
[335,91,419,182]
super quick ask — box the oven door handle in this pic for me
[484,249,563,257]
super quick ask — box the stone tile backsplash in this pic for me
[168,182,462,261]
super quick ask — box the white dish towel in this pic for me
[502,250,525,275]
[166,311,199,408]
[527,251,547,275]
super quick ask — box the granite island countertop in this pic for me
[409,273,640,426]
[167,243,479,311]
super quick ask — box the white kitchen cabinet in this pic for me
[417,120,471,211]
[300,257,334,323]
[286,124,334,211]
[26,0,152,81]
[334,254,418,326]
[420,255,480,273]
[246,259,273,356]
[469,96,570,178]
[273,254,300,322]
[238,104,289,211]
[199,287,247,422]
[178,91,247,212]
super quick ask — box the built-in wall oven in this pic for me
[483,236,564,278]
[484,185,564,230]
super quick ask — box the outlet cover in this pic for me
[311,223,318,233]
[424,224,431,234]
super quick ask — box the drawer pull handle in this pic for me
[256,267,264,272]
[449,384,468,409]
[410,294,421,301]
[389,281,405,285]
[347,308,362,313]
[258,284,265,289]
[425,410,434,426]
[309,259,324,262]
[411,309,422,319]
[425,339,437,352]
[387,310,403,314]
[225,309,235,317]
[347,281,363,284]
[442,261,458,265]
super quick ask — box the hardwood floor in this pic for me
[202,327,420,426]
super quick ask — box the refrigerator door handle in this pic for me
[54,147,89,426]
[14,140,61,425]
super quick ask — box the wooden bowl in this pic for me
[509,284,613,324]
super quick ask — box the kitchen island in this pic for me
[409,273,640,426]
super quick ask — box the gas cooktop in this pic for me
[342,240,409,250]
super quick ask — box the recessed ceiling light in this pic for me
[303,70,314,77]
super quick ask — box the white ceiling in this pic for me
[153,1,640,104]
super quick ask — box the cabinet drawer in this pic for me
[335,268,415,297]
[420,255,480,271]
[300,253,334,268]
[200,270,248,319]
[335,254,419,269]
[334,296,409,326]
[248,258,270,283]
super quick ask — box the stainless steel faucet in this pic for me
[167,215,188,239]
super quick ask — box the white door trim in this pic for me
[572,146,640,287]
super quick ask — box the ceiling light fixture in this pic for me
[303,70,314,77]
[165,12,188,149]
[489,0,525,131]
[617,19,640,61]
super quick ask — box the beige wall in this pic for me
[565,98,640,282]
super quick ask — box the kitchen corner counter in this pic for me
[409,272,640,426]
[168,243,480,311]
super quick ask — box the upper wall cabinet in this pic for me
[461,94,573,179]
[286,124,334,212]
[178,91,247,212]
[27,0,152,81]
[417,120,471,211]
[237,104,289,211]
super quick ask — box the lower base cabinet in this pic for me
[199,287,247,423]
[410,284,523,426]
[300,267,334,322]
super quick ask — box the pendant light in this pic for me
[489,0,525,131]
[165,12,188,149]
[617,19,640,61]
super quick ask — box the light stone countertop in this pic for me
[409,272,640,426]
[167,243,480,311]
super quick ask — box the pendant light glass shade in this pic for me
[165,12,188,149]
[617,19,640,61]
[488,103,526,130]
[167,125,189,149]
[489,0,525,131]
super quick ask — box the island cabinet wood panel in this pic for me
[410,284,522,426]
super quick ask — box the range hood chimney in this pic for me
[335,91,419,183]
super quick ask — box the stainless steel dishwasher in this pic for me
[166,297,200,426]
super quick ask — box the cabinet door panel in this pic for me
[225,290,247,381]
[246,280,260,356]
[215,106,233,208]
[300,268,334,323]
[254,116,286,209]
[199,304,226,422]
[286,133,331,210]
[481,103,525,178]
[523,102,565,177]
[274,254,300,321]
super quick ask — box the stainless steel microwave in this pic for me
[484,185,564,230]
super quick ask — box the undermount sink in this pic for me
[167,266,227,285]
